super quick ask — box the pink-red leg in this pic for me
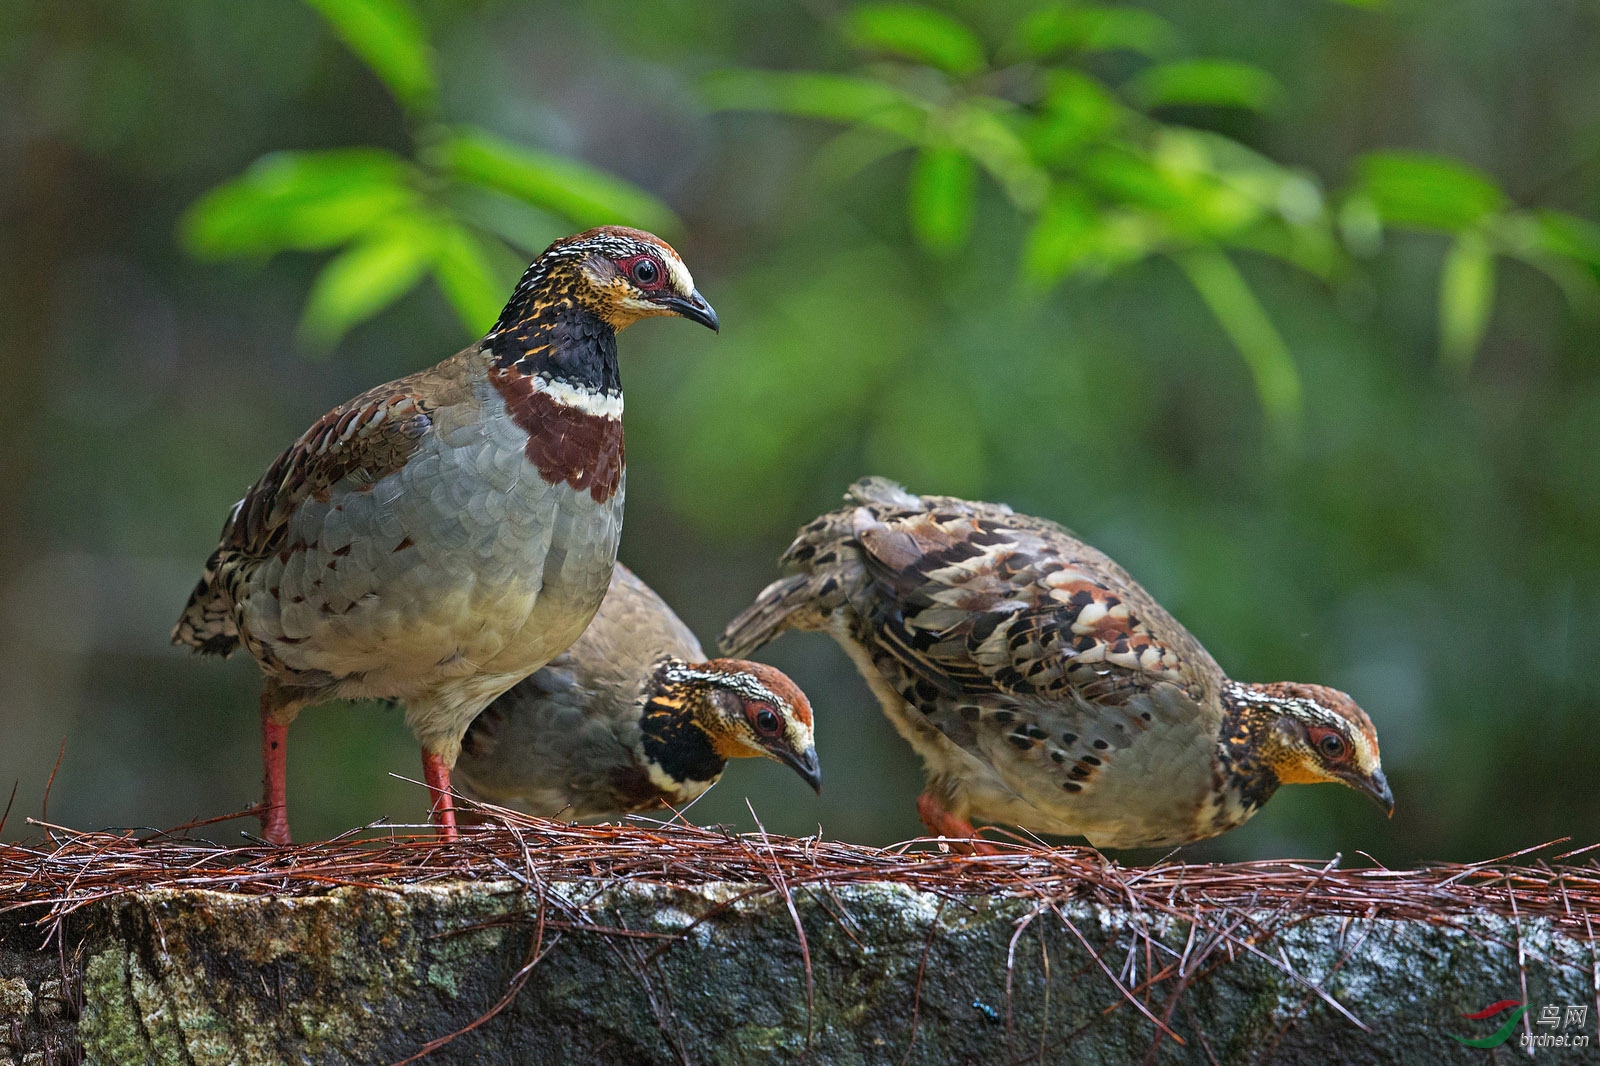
[260,703,291,846]
[917,792,999,855]
[422,750,459,841]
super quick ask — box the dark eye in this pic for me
[1317,733,1347,759]
[754,707,780,734]
[630,258,661,287]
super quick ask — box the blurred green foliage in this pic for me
[3,0,1599,865]
[706,1,1600,422]
[182,0,678,345]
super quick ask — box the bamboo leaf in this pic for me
[434,225,514,337]
[1022,185,1100,283]
[1128,60,1281,112]
[182,149,417,257]
[842,3,986,77]
[1010,4,1179,60]
[300,219,436,346]
[303,0,437,112]
[440,127,679,235]
[1356,151,1504,232]
[1438,230,1495,368]
[1175,248,1302,426]
[908,146,976,254]
[945,103,1049,210]
[700,70,926,140]
[1531,209,1600,267]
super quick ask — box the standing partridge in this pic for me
[173,227,718,844]
[454,564,820,819]
[721,478,1392,850]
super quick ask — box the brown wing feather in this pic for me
[171,373,447,654]
[724,479,1229,836]
[722,476,1218,707]
[853,507,1216,707]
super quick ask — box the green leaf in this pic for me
[303,0,436,112]
[1355,151,1504,232]
[842,3,986,77]
[1337,194,1383,257]
[908,146,976,254]
[1127,60,1281,112]
[182,149,418,258]
[433,225,513,337]
[1081,145,1185,211]
[300,219,436,346]
[700,70,926,140]
[1438,230,1495,368]
[944,102,1049,209]
[446,183,567,254]
[1174,248,1302,426]
[440,127,679,235]
[1022,184,1100,282]
[1531,209,1600,267]
[1029,70,1123,164]
[1009,4,1179,60]
[811,125,915,186]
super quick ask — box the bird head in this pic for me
[647,659,821,794]
[1221,681,1393,816]
[496,226,718,335]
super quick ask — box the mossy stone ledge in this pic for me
[3,876,1596,1064]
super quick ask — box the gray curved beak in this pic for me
[780,746,822,795]
[660,289,719,332]
[1352,768,1394,817]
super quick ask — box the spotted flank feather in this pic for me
[171,382,440,657]
[723,477,1218,708]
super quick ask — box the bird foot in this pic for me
[257,805,292,847]
[422,750,459,841]
[916,793,1000,855]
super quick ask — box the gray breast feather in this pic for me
[453,564,704,817]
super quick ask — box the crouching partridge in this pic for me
[173,227,718,844]
[721,478,1392,850]
[454,564,820,819]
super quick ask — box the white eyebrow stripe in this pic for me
[1223,681,1349,730]
[665,664,779,706]
[662,250,694,297]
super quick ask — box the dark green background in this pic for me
[2,0,1597,864]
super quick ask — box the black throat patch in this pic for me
[487,298,621,394]
[1216,689,1281,815]
[639,695,725,788]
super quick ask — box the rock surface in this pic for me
[2,878,1597,1064]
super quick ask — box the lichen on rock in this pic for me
[26,879,1592,1064]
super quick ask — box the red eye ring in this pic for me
[618,254,666,291]
[1308,727,1348,761]
[749,704,781,735]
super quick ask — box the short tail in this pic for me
[719,574,822,657]
[171,549,240,656]
[721,478,910,657]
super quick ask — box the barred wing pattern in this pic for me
[172,377,440,656]
[723,478,1229,846]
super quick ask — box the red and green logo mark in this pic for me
[1452,1000,1527,1048]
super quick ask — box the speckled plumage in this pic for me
[455,565,820,818]
[722,478,1391,850]
[174,227,718,843]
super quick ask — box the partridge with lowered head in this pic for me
[455,564,820,819]
[722,478,1391,850]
